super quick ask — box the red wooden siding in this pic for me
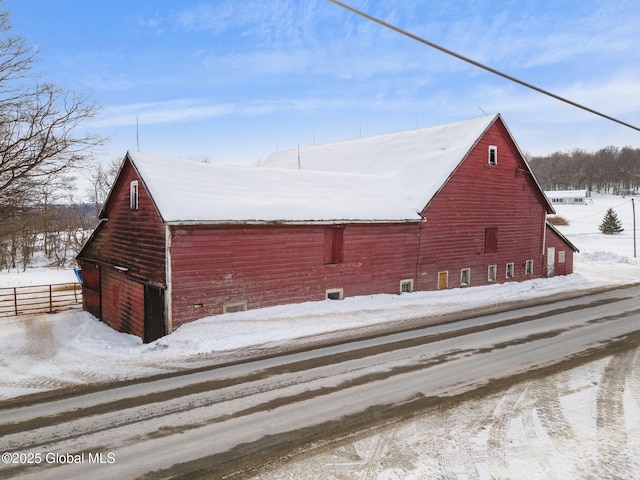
[84,159,166,287]
[100,267,145,338]
[79,261,101,318]
[418,121,549,289]
[323,227,344,264]
[545,225,575,276]
[169,223,420,329]
[78,118,577,341]
[77,156,166,338]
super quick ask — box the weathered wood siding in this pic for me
[169,223,420,328]
[79,260,101,318]
[97,159,166,286]
[77,156,166,337]
[101,266,145,338]
[418,121,549,289]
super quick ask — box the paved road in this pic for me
[1,284,639,480]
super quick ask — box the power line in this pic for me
[327,0,640,133]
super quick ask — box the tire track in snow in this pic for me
[594,350,634,480]
[527,376,594,480]
[486,382,529,479]
[532,378,576,441]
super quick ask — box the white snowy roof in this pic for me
[127,114,497,223]
[544,190,588,198]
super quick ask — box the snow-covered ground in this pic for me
[1,193,639,479]
[0,193,639,400]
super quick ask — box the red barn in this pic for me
[77,114,578,342]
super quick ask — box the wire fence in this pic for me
[0,283,83,317]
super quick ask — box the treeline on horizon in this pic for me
[528,146,640,195]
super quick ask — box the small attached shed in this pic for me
[544,222,579,276]
[77,114,578,341]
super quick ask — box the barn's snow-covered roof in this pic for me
[128,114,498,223]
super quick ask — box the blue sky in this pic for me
[6,0,640,170]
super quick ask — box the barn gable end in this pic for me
[418,118,555,289]
[77,154,167,341]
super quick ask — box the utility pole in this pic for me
[633,198,637,258]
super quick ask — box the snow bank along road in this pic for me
[1,284,639,480]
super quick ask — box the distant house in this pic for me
[77,114,578,342]
[545,190,590,205]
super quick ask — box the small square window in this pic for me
[558,251,566,263]
[461,268,470,286]
[488,145,498,165]
[400,279,414,293]
[488,265,497,282]
[525,260,534,275]
[130,180,139,211]
[326,288,344,300]
[506,262,514,279]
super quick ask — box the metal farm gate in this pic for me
[0,283,83,317]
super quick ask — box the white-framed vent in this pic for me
[488,264,497,282]
[326,288,344,300]
[223,300,247,313]
[400,279,414,294]
[130,180,139,210]
[461,268,471,286]
[525,259,534,275]
[488,145,498,165]
[506,262,514,279]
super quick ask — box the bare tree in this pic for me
[529,146,640,196]
[0,8,103,209]
[86,156,120,215]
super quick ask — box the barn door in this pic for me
[437,271,448,290]
[546,247,555,277]
[81,264,101,319]
[144,285,165,343]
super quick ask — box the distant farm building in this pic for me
[545,190,591,205]
[77,114,578,342]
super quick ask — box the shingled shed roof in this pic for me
[126,114,499,223]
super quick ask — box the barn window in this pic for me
[130,180,139,210]
[506,262,514,279]
[525,260,534,275]
[484,227,498,253]
[488,145,498,165]
[326,288,344,300]
[488,265,497,282]
[400,279,414,293]
[223,301,247,313]
[558,251,566,263]
[324,227,344,264]
[461,268,471,286]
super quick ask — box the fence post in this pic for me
[49,284,53,314]
[13,287,18,316]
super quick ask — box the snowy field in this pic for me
[1,193,639,479]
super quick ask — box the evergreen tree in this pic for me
[599,208,624,234]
